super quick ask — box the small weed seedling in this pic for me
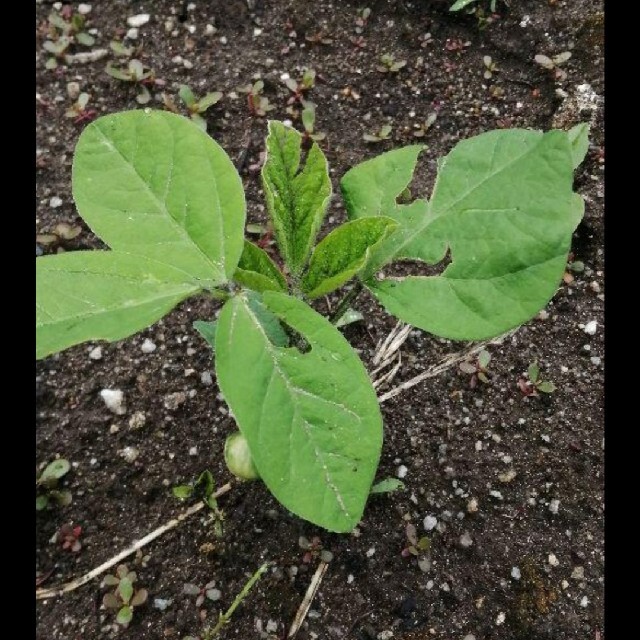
[518,362,556,397]
[55,523,82,553]
[412,113,438,138]
[301,102,326,142]
[102,565,148,628]
[110,40,138,58]
[482,55,498,79]
[43,9,95,69]
[238,80,274,117]
[183,580,221,609]
[36,110,588,532]
[401,523,431,572]
[363,123,393,143]
[377,53,407,74]
[284,68,317,105]
[534,52,572,81]
[354,7,372,33]
[459,349,492,388]
[105,59,158,104]
[305,30,333,46]
[173,470,225,537]
[36,459,72,510]
[177,85,223,131]
[65,93,97,124]
[298,535,334,563]
[36,222,83,250]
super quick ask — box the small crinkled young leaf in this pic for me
[172,485,194,500]
[537,380,556,393]
[262,121,332,276]
[36,495,49,510]
[335,308,364,328]
[178,84,196,107]
[118,577,134,604]
[567,123,590,169]
[301,217,398,299]
[36,251,201,359]
[193,320,217,351]
[350,129,584,340]
[40,458,70,482]
[234,241,287,293]
[116,605,133,626]
[370,478,405,494]
[215,291,383,532]
[73,110,246,286]
[198,91,223,111]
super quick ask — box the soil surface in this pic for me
[36,1,604,639]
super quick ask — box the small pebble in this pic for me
[377,631,394,640]
[571,566,585,580]
[208,588,222,602]
[459,532,473,548]
[120,446,139,463]
[201,371,213,385]
[89,346,103,360]
[496,612,505,625]
[583,320,597,335]
[219,36,228,44]
[189,446,198,456]
[467,497,479,513]
[50,196,63,208]
[548,553,559,567]
[397,464,408,479]
[424,515,438,531]
[100,389,126,415]
[366,547,376,557]
[580,596,589,608]
[78,4,92,14]
[127,14,150,28]
[129,411,146,430]
[511,567,521,580]
[141,338,157,354]
[205,24,216,35]
[266,620,278,633]
[164,392,186,410]
[549,499,560,514]
[126,28,139,39]
[489,490,503,500]
[153,598,172,611]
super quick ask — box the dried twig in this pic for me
[287,560,329,638]
[36,483,232,600]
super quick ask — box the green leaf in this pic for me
[262,121,332,276]
[36,495,49,510]
[224,431,260,480]
[178,84,197,107]
[567,123,590,169]
[194,470,215,496]
[193,320,217,350]
[335,308,364,328]
[478,349,491,370]
[105,63,132,80]
[198,91,223,111]
[234,241,287,293]
[450,0,478,10]
[103,575,121,586]
[301,218,398,299]
[528,362,540,383]
[118,577,134,604]
[536,380,556,393]
[51,489,73,507]
[370,478,405,494]
[244,292,289,347]
[345,130,584,340]
[116,605,133,626]
[40,458,71,482]
[215,291,383,532]
[76,32,95,46]
[172,485,194,499]
[36,251,201,359]
[73,110,246,284]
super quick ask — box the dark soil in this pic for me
[36,1,604,639]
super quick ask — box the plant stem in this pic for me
[329,282,364,325]
[205,562,270,638]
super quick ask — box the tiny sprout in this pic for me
[354,7,372,33]
[183,580,221,608]
[56,523,82,553]
[43,9,95,69]
[534,51,572,80]
[301,102,326,142]
[102,564,148,628]
[36,458,72,510]
[459,348,492,388]
[370,478,405,494]
[239,80,273,117]
[298,535,334,563]
[224,432,260,480]
[178,85,223,131]
[401,523,431,572]
[284,68,317,105]
[36,222,83,249]
[483,55,498,79]
[65,92,97,124]
[110,40,136,58]
[173,470,224,537]
[305,30,333,45]
[518,361,556,396]
[363,124,392,143]
[413,113,438,138]
[377,53,407,74]
[105,59,157,105]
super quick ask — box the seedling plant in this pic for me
[36,109,588,533]
[102,564,148,627]
[363,123,393,143]
[36,458,72,510]
[518,362,556,396]
[173,470,225,537]
[238,80,273,117]
[177,85,223,131]
[43,9,95,69]
[459,349,492,388]
[105,59,159,104]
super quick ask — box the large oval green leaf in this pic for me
[72,110,245,286]
[36,251,200,359]
[342,129,585,340]
[215,292,382,532]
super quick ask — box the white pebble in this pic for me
[549,499,560,514]
[580,596,589,608]
[467,497,479,513]
[347,574,354,584]
[201,371,213,386]
[219,36,228,44]
[208,588,222,601]
[120,446,139,463]
[583,320,597,335]
[571,566,585,580]
[100,389,126,415]
[459,532,473,548]
[590,356,601,365]
[463,636,476,640]
[396,464,408,479]
[511,567,521,580]
[129,411,146,430]
[89,346,103,360]
[548,553,559,567]
[377,631,393,640]
[127,14,150,28]
[126,28,139,40]
[423,515,438,531]
[141,338,157,354]
[365,547,376,557]
[253,28,263,36]
[153,598,172,610]
[496,612,505,625]
[205,24,216,35]
[50,196,63,208]
[78,4,92,14]
[489,490,503,500]
[189,446,198,456]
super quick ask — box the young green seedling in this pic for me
[36,110,588,533]
[173,470,225,537]
[105,59,157,104]
[43,9,95,69]
[102,564,148,627]
[401,523,431,572]
[284,68,317,106]
[534,52,572,81]
[412,113,438,138]
[377,53,407,73]
[354,7,372,33]
[301,102,326,142]
[363,123,393,143]
[178,85,223,131]
[36,458,72,510]
[65,93,97,125]
[482,55,498,79]
[238,80,274,117]
[518,362,556,396]
[459,349,492,388]
[183,580,221,608]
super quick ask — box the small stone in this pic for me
[467,497,479,513]
[129,411,146,430]
[109,424,120,434]
[561,579,569,589]
[126,28,139,39]
[496,612,505,625]
[205,24,216,35]
[189,446,198,456]
[120,446,139,463]
[583,320,597,335]
[365,547,376,558]
[590,356,601,365]
[418,557,431,572]
[571,566,585,580]
[489,490,503,500]
[459,532,473,548]
[127,14,150,28]
[219,36,228,44]
[549,499,560,514]
[397,464,408,479]
[266,620,278,633]
[141,338,157,354]
[183,59,194,69]
[253,28,263,36]
[347,574,354,584]
[100,389,126,415]
[548,553,559,567]
[377,631,394,640]
[153,598,172,611]
[580,596,589,608]
[424,515,438,531]
[511,567,521,580]
[78,4,92,14]
[201,371,213,386]
[164,391,187,410]
[89,346,103,360]
[67,82,81,99]
[50,196,63,208]
[498,469,517,483]
[207,588,222,601]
